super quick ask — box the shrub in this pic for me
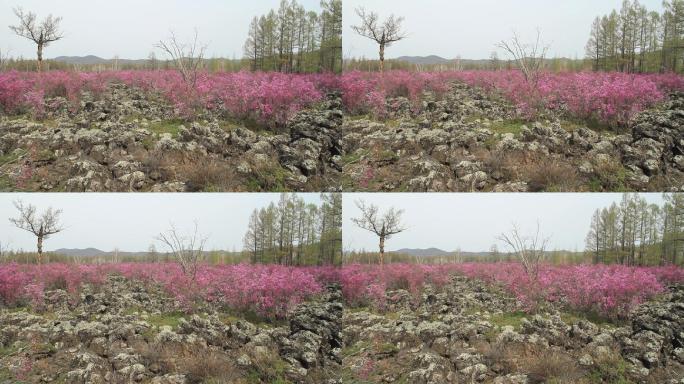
[0,70,333,127]
[340,70,684,127]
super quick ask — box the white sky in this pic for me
[343,193,666,253]
[0,193,322,252]
[343,0,666,60]
[0,0,323,59]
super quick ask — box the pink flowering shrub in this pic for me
[0,70,335,126]
[0,262,324,318]
[452,262,677,318]
[341,70,684,127]
[1,262,681,319]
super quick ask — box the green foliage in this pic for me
[147,119,185,138]
[489,120,526,136]
[587,354,634,384]
[147,312,185,328]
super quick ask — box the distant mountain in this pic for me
[52,248,148,258]
[51,55,150,66]
[52,55,109,65]
[395,55,453,65]
[391,248,497,258]
[54,248,109,257]
[393,247,453,257]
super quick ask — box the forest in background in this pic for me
[585,193,684,266]
[0,0,342,73]
[586,0,684,73]
[244,0,342,73]
[243,193,342,266]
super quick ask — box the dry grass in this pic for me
[136,341,242,383]
[477,341,585,383]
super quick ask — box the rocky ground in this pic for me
[342,84,684,192]
[0,276,344,384]
[3,81,684,193]
[1,275,682,383]
[0,84,342,192]
[342,277,684,383]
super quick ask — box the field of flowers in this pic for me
[341,70,684,127]
[3,69,682,129]
[0,262,682,319]
[0,70,340,126]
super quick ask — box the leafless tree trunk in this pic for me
[155,30,207,88]
[0,48,9,71]
[9,8,64,72]
[351,7,407,72]
[498,223,550,281]
[497,30,549,87]
[9,200,64,264]
[156,222,208,280]
[0,240,9,260]
[351,200,406,265]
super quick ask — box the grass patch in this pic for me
[247,165,289,192]
[0,344,20,357]
[147,119,185,138]
[0,149,27,167]
[147,312,185,328]
[489,311,528,329]
[0,175,13,191]
[342,150,369,165]
[489,120,527,136]
[560,311,618,327]
[342,341,370,358]
[586,353,633,384]
[219,311,281,328]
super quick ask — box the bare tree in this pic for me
[0,240,9,260]
[498,223,550,281]
[497,30,549,87]
[156,222,208,279]
[9,200,64,264]
[351,7,407,72]
[9,7,64,72]
[0,48,9,71]
[351,200,406,265]
[155,30,207,88]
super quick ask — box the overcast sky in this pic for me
[343,0,666,60]
[0,193,322,252]
[343,193,666,253]
[0,0,322,59]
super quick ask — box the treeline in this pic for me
[585,193,684,266]
[0,250,249,265]
[586,0,684,73]
[343,249,586,265]
[243,193,342,266]
[342,57,589,73]
[244,0,342,73]
[0,57,251,73]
